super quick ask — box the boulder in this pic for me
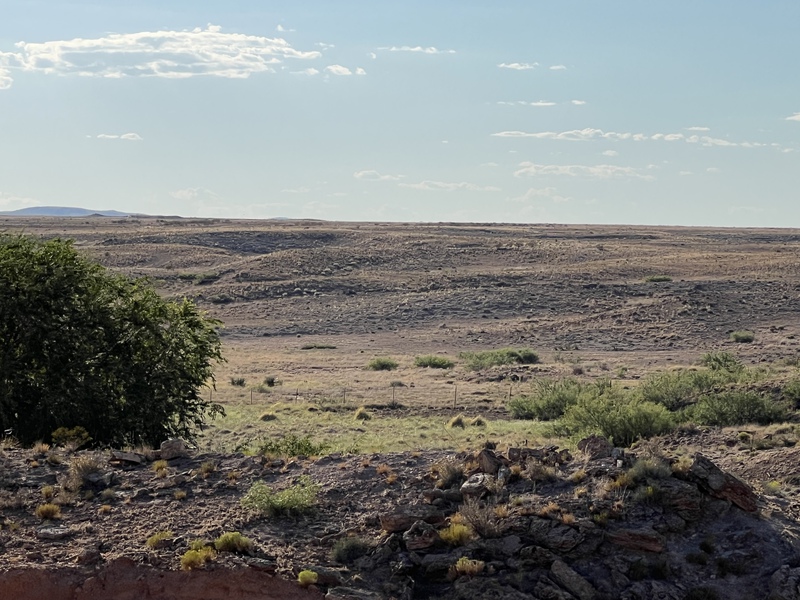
[688,453,757,512]
[380,508,444,533]
[460,473,493,498]
[402,520,439,551]
[577,436,613,460]
[606,528,665,553]
[159,439,189,460]
[477,448,503,475]
[551,560,596,600]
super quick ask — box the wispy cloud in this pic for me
[275,25,296,33]
[0,25,321,89]
[96,133,142,141]
[492,128,769,148]
[787,113,800,122]
[0,191,40,210]
[169,187,220,201]
[686,126,711,131]
[497,62,538,70]
[399,180,501,192]
[281,186,311,194]
[549,64,567,70]
[291,67,320,76]
[601,150,618,157]
[571,100,586,105]
[510,187,571,203]
[315,42,335,50]
[514,162,654,180]
[325,64,352,76]
[378,46,455,54]
[354,170,403,181]
[498,100,556,107]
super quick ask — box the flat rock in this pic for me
[551,560,596,600]
[606,528,665,553]
[688,453,758,512]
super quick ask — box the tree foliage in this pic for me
[0,234,224,447]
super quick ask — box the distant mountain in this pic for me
[0,206,132,217]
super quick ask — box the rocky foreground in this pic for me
[3,431,800,600]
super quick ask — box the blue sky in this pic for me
[1,1,799,226]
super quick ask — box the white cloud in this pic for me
[369,52,377,59]
[315,42,335,50]
[355,67,367,75]
[291,67,319,76]
[378,46,455,54]
[571,100,586,105]
[169,187,220,202]
[786,113,800,122]
[325,64,352,76]
[510,187,571,204]
[706,167,721,173]
[0,191,40,210]
[96,133,142,141]
[492,128,769,148]
[549,64,567,70]
[498,62,538,70]
[354,170,403,181]
[276,25,296,33]
[0,67,12,90]
[281,186,311,194]
[514,162,654,180]
[601,150,618,157]
[481,162,499,167]
[0,24,321,89]
[399,180,501,192]
[679,171,693,176]
[686,126,710,131]
[498,100,556,107]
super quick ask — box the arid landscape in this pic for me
[4,217,800,600]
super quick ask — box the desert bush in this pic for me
[256,434,329,458]
[241,476,320,517]
[230,377,247,387]
[459,497,504,538]
[508,378,583,420]
[469,416,487,427]
[560,386,674,447]
[180,547,216,570]
[41,485,55,500]
[700,351,745,374]
[367,357,398,371]
[692,391,788,426]
[439,522,473,546]
[51,426,92,451]
[453,556,485,577]
[447,414,466,429]
[433,459,464,489]
[637,370,722,411]
[460,348,539,371]
[300,343,337,350]
[214,531,253,554]
[628,457,673,481]
[200,461,216,477]
[297,570,319,587]
[644,275,672,282]
[146,530,173,549]
[353,406,371,421]
[35,503,62,520]
[414,355,455,369]
[66,454,104,491]
[729,330,755,343]
[331,537,371,563]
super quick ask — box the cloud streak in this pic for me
[497,62,538,70]
[378,46,455,54]
[354,170,403,181]
[515,162,654,180]
[787,113,800,122]
[399,180,501,192]
[492,128,769,148]
[97,133,142,141]
[0,25,322,89]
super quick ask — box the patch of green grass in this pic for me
[256,434,330,458]
[459,347,539,370]
[214,531,253,554]
[241,476,320,517]
[367,357,399,371]
[414,355,455,369]
[729,330,755,343]
[644,275,672,282]
[146,530,173,549]
[508,378,584,420]
[301,343,337,350]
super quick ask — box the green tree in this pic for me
[0,234,224,447]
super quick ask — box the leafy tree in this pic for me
[0,234,224,446]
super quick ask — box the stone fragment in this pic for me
[109,451,145,465]
[770,565,800,600]
[551,560,596,600]
[688,453,757,512]
[402,520,439,551]
[37,526,72,540]
[159,438,189,460]
[460,473,493,498]
[577,435,612,460]
[380,508,444,533]
[326,587,381,600]
[477,448,503,475]
[606,528,665,553]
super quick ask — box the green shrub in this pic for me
[459,348,539,371]
[230,377,247,387]
[146,530,173,549]
[214,531,253,554]
[180,546,216,570]
[700,351,744,374]
[414,355,455,369]
[439,522,473,546]
[729,330,755,343]
[644,275,672,282]
[637,370,727,411]
[297,570,318,587]
[508,378,583,420]
[300,343,337,350]
[447,414,466,429]
[256,434,329,458]
[354,406,371,421]
[35,503,62,520]
[628,457,673,481]
[331,537,371,563]
[560,387,675,447]
[51,426,92,450]
[241,476,320,517]
[367,357,399,371]
[692,391,787,426]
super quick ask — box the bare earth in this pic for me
[3,217,800,600]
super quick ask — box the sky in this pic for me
[1,1,799,226]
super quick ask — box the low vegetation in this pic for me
[241,476,320,517]
[214,531,253,554]
[459,348,539,370]
[367,357,399,371]
[414,355,455,369]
